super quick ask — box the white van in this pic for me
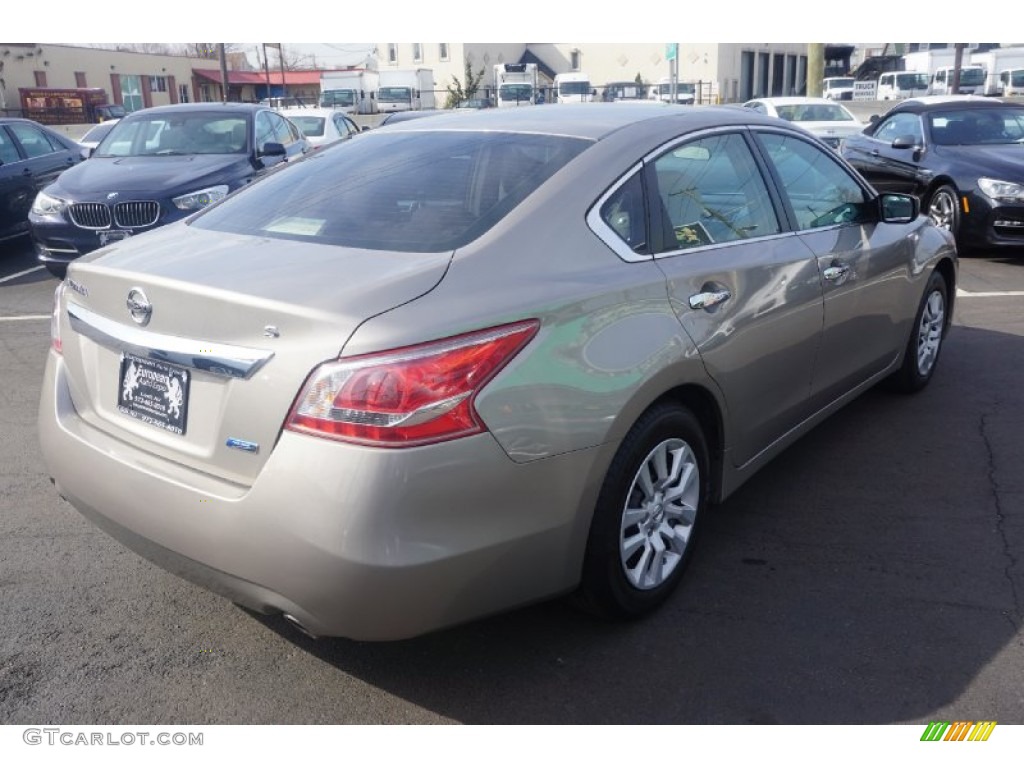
[1000,68,1024,96]
[929,65,987,96]
[877,71,931,100]
[553,72,595,104]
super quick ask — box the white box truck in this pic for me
[553,72,595,104]
[319,70,379,115]
[648,77,696,104]
[377,69,435,112]
[1000,67,1024,96]
[971,47,1024,95]
[929,64,987,96]
[494,63,538,107]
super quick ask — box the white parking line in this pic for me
[0,265,45,284]
[957,288,1024,298]
[0,315,49,322]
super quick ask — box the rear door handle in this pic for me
[689,289,732,311]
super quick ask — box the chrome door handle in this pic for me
[689,289,732,310]
[822,264,850,281]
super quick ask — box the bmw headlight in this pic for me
[978,178,1024,202]
[31,191,67,217]
[172,185,229,211]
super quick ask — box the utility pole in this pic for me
[218,43,229,102]
[952,43,965,93]
[807,43,825,97]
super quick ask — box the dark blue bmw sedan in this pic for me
[30,102,309,277]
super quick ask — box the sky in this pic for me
[8,3,997,49]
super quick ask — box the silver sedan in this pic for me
[39,103,957,640]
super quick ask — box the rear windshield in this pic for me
[191,130,590,252]
[289,116,326,137]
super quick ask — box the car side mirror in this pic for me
[879,192,919,223]
[259,141,287,158]
[891,135,919,150]
[80,146,93,160]
[868,114,880,125]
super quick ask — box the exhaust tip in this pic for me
[282,613,319,640]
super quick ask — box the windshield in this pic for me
[826,78,855,89]
[320,90,355,107]
[776,103,855,122]
[607,84,642,99]
[959,68,986,86]
[499,84,533,101]
[379,87,412,102]
[81,121,117,144]
[192,131,590,252]
[895,73,930,90]
[289,117,326,137]
[559,81,591,95]
[656,83,695,95]
[94,112,248,157]
[929,107,1024,145]
[1014,71,1024,87]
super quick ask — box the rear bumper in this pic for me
[38,352,602,641]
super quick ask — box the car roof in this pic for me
[889,95,1007,112]
[376,102,785,140]
[123,102,267,117]
[746,97,837,106]
[279,108,344,118]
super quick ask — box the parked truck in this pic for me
[19,87,113,125]
[376,69,435,112]
[319,70,379,115]
[971,47,1024,95]
[1000,67,1024,96]
[493,63,538,107]
[553,72,595,104]
[902,49,987,96]
[648,77,696,104]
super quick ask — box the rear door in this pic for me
[646,129,825,468]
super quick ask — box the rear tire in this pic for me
[888,270,948,393]
[578,403,709,619]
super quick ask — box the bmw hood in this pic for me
[49,154,252,197]
[932,144,1024,179]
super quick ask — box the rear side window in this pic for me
[192,131,590,252]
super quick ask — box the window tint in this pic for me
[0,128,22,164]
[255,112,276,152]
[873,112,922,144]
[600,171,647,253]
[652,133,780,252]
[8,123,60,159]
[192,131,590,252]
[757,132,870,231]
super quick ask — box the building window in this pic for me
[387,44,398,65]
[149,76,167,93]
[34,70,48,87]
[75,71,87,87]
[570,49,581,71]
[178,83,190,103]
[439,43,449,62]
[121,74,143,112]
[413,43,422,63]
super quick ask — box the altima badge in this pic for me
[126,288,152,326]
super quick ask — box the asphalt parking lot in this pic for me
[1,235,1023,725]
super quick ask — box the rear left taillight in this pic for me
[50,282,65,354]
[285,319,539,447]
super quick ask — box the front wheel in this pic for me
[926,185,960,243]
[888,270,948,393]
[578,403,709,619]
